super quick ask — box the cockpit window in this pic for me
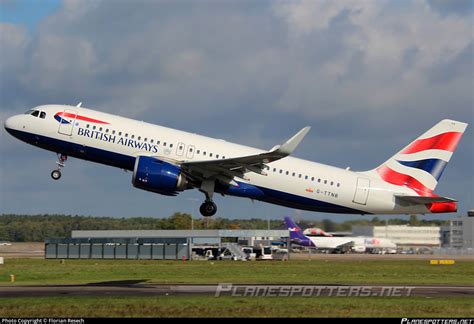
[24,109,34,114]
[40,112,46,119]
[31,110,40,117]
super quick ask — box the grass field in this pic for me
[1,258,473,317]
[1,258,473,285]
[0,296,473,317]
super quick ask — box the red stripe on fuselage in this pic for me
[376,165,433,196]
[56,112,109,124]
[401,132,462,154]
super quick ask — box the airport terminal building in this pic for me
[441,210,474,249]
[45,229,289,260]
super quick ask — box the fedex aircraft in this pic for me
[4,104,468,217]
[284,217,397,252]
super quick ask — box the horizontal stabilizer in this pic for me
[394,195,457,205]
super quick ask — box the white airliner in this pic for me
[4,104,468,217]
[285,217,396,253]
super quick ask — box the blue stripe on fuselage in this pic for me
[6,128,367,214]
[5,128,135,170]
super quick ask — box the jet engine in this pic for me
[132,156,188,196]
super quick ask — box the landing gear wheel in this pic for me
[51,170,62,180]
[51,153,67,181]
[200,200,217,217]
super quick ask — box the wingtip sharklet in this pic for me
[274,126,311,155]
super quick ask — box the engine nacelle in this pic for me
[132,156,188,196]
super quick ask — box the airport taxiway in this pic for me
[1,284,473,298]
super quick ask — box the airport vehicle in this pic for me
[285,217,397,252]
[4,104,467,216]
[260,246,273,260]
[241,247,257,260]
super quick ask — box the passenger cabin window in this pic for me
[39,112,46,119]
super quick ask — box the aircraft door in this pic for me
[353,177,370,205]
[57,110,77,136]
[176,142,185,156]
[186,145,195,159]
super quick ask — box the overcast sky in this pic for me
[0,0,472,221]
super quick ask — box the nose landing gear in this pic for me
[51,153,67,180]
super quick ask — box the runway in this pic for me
[1,283,473,298]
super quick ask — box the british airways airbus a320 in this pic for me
[4,104,468,217]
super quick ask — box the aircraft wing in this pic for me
[394,195,457,205]
[180,127,310,185]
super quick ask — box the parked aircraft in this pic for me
[284,217,397,252]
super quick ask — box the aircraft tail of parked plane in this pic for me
[3,104,468,217]
[284,216,315,247]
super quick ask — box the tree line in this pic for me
[0,213,447,242]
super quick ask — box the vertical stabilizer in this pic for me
[373,119,468,196]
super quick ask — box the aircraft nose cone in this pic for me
[4,115,20,136]
[4,116,14,131]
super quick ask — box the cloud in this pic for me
[1,0,472,219]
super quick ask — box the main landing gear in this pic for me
[51,153,67,180]
[200,200,217,217]
[199,179,217,217]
